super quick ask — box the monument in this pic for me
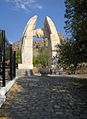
[18,15,61,71]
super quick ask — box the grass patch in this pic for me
[0,117,9,119]
[9,82,24,93]
[6,82,24,101]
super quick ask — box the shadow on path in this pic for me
[0,75,87,119]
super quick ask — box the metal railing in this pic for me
[0,30,16,87]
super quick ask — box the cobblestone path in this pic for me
[0,76,87,119]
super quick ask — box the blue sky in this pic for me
[0,0,66,43]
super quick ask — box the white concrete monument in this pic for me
[18,16,37,69]
[18,15,61,70]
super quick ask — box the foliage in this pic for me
[33,46,48,67]
[16,49,21,64]
[65,0,87,63]
[33,56,39,66]
[55,40,80,72]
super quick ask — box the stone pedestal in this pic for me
[18,64,33,76]
[18,63,33,69]
[16,69,34,77]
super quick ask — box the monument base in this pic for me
[17,64,33,76]
[18,63,33,69]
[16,69,34,77]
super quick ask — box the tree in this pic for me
[65,0,87,63]
[55,40,79,73]
[33,46,48,67]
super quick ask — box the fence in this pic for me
[0,30,16,87]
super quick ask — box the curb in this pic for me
[49,74,87,79]
[0,95,6,108]
[0,77,18,108]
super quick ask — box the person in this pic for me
[50,68,52,74]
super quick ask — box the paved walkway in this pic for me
[0,76,87,119]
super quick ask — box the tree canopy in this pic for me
[54,0,87,73]
[65,0,87,63]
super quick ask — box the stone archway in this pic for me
[18,16,61,70]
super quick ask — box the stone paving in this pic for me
[0,75,87,119]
